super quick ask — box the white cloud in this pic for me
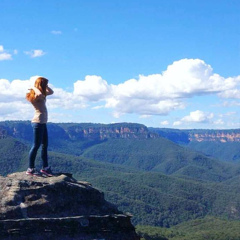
[101,58,240,117]
[140,115,151,119]
[112,111,123,119]
[173,121,182,126]
[0,77,87,122]
[221,111,237,116]
[173,110,214,127]
[0,53,12,61]
[222,101,240,107]
[74,75,110,101]
[160,120,169,126]
[176,110,214,126]
[25,49,46,58]
[182,110,214,123]
[1,58,240,124]
[48,87,87,110]
[0,78,32,101]
[0,45,12,61]
[92,105,105,110]
[214,119,224,125]
[51,30,62,35]
[218,86,240,99]
[0,101,32,121]
[106,97,185,116]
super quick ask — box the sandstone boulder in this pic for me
[0,172,139,240]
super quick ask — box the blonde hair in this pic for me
[26,77,49,102]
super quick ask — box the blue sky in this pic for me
[1,0,240,129]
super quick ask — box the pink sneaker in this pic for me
[40,167,54,177]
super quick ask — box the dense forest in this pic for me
[1,121,240,239]
[136,217,240,240]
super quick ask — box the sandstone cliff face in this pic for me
[64,125,154,140]
[151,128,240,143]
[0,172,139,240]
[2,121,240,144]
[188,131,240,142]
[0,122,157,141]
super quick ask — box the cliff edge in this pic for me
[0,172,139,240]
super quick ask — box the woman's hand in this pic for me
[46,86,54,95]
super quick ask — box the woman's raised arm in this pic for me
[46,86,54,95]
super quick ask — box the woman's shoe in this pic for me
[40,166,54,177]
[26,168,41,176]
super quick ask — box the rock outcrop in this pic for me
[0,172,139,240]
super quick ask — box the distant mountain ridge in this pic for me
[0,121,157,141]
[150,128,240,162]
[150,128,240,143]
[1,120,240,143]
[2,121,240,163]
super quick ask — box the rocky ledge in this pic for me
[0,172,139,240]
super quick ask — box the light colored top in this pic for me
[31,96,48,123]
[30,86,54,124]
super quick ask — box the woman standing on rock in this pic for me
[26,77,54,176]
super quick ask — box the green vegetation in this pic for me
[187,141,240,162]
[136,217,240,240]
[88,171,240,226]
[82,138,238,182]
[0,137,28,175]
[1,121,240,239]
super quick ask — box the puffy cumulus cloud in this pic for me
[106,97,185,116]
[218,81,240,98]
[0,101,32,121]
[25,49,46,58]
[0,76,87,121]
[0,78,32,101]
[0,45,12,61]
[48,87,87,110]
[73,75,110,101]
[174,110,214,126]
[102,58,240,117]
[1,58,240,122]
[0,77,43,121]
[112,59,239,100]
[161,60,239,96]
[181,110,214,123]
